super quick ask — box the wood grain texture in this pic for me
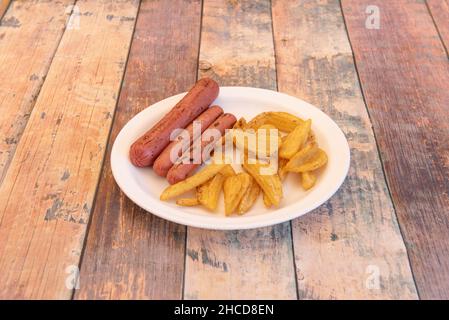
[75,0,202,300]
[184,0,297,300]
[272,0,418,299]
[342,0,449,299]
[0,0,10,20]
[0,0,74,185]
[0,0,139,299]
[427,0,449,54]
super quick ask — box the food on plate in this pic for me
[160,163,226,200]
[242,162,283,207]
[130,79,328,216]
[153,105,224,177]
[223,173,251,215]
[237,177,260,214]
[176,198,200,206]
[197,173,226,211]
[247,112,304,132]
[129,77,219,167]
[166,113,237,184]
[301,171,317,190]
[279,119,311,159]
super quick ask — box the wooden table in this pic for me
[0,0,448,300]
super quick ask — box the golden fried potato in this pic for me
[197,173,225,211]
[160,164,226,200]
[278,158,289,181]
[233,117,248,130]
[223,173,252,215]
[263,192,272,208]
[301,171,317,190]
[234,125,281,160]
[176,198,200,206]
[237,177,260,214]
[247,112,305,133]
[243,162,283,207]
[289,149,328,172]
[220,164,236,177]
[285,143,319,172]
[279,119,311,159]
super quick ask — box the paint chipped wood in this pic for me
[342,0,449,299]
[0,0,74,185]
[272,0,418,299]
[75,0,202,300]
[184,0,297,300]
[0,0,139,299]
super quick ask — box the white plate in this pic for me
[111,87,350,230]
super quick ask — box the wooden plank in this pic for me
[184,0,297,300]
[75,0,202,300]
[341,0,449,299]
[0,0,74,185]
[272,0,418,299]
[0,0,139,299]
[0,0,10,20]
[427,0,449,54]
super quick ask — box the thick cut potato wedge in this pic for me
[220,164,236,177]
[285,143,319,172]
[289,149,328,172]
[160,163,226,200]
[233,117,248,130]
[237,177,260,214]
[263,192,272,208]
[223,173,251,215]
[243,162,283,206]
[234,125,281,160]
[247,112,305,133]
[197,173,225,211]
[278,158,289,181]
[279,119,311,159]
[176,198,200,206]
[301,171,317,190]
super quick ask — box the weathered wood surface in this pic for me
[76,0,202,300]
[0,0,10,20]
[342,0,449,299]
[272,0,417,299]
[0,0,74,185]
[184,0,297,300]
[0,0,139,299]
[427,0,449,55]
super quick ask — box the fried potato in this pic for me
[220,164,236,177]
[278,158,289,181]
[160,163,226,200]
[243,162,283,206]
[285,143,319,172]
[223,173,252,215]
[247,112,305,133]
[289,149,328,172]
[234,125,281,160]
[301,171,317,190]
[197,173,225,211]
[263,192,272,208]
[233,117,248,130]
[237,177,260,214]
[176,198,200,206]
[279,119,311,159]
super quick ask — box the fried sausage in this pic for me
[153,105,224,177]
[166,113,237,184]
[129,78,219,167]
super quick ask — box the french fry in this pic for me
[301,171,317,190]
[285,143,319,172]
[160,163,226,200]
[278,158,289,181]
[289,149,328,172]
[247,112,305,132]
[233,117,248,130]
[197,173,225,211]
[220,164,236,177]
[234,125,281,160]
[243,162,283,207]
[279,119,311,159]
[263,192,272,208]
[176,198,200,206]
[237,177,260,214]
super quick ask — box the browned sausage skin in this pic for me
[166,113,237,184]
[129,78,219,167]
[152,105,224,177]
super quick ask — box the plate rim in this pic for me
[111,86,350,230]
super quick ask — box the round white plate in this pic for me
[111,87,350,230]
